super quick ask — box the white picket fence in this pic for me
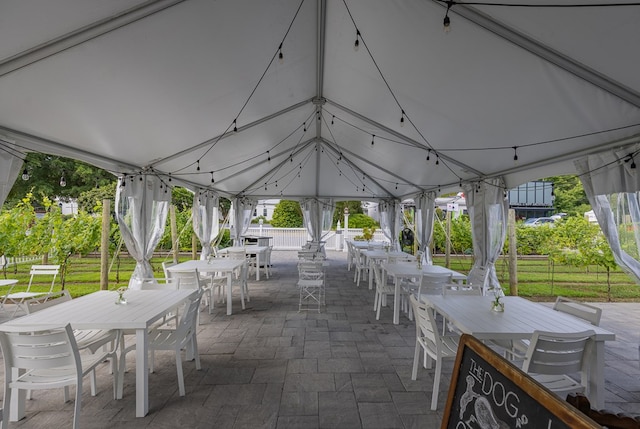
[243,227,388,250]
[2,255,42,267]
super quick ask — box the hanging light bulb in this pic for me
[233,119,238,133]
[168,173,172,182]
[426,149,430,161]
[354,30,361,51]
[59,171,66,187]
[278,43,284,64]
[303,122,306,132]
[331,115,335,125]
[21,168,29,181]
[435,154,440,166]
[443,1,453,33]
[371,135,375,146]
[267,151,271,161]
[196,160,200,171]
[400,110,405,127]
[513,146,518,162]
[211,171,215,184]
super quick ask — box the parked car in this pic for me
[523,217,556,226]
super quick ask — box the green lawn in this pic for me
[3,253,639,302]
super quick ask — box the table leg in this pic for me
[588,340,605,409]
[393,277,400,325]
[135,328,149,417]
[256,253,260,281]
[226,273,233,316]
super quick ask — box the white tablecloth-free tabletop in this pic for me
[382,262,467,324]
[424,294,615,409]
[168,258,245,316]
[2,289,196,419]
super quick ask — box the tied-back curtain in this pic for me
[301,198,335,243]
[0,149,23,207]
[415,191,437,265]
[462,178,508,293]
[193,189,220,260]
[231,197,256,245]
[575,146,640,283]
[115,175,170,289]
[379,199,401,251]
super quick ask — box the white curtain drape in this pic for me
[0,148,23,207]
[379,199,402,251]
[462,178,508,293]
[575,145,640,283]
[231,197,257,245]
[301,198,335,243]
[415,191,437,265]
[115,175,170,289]
[193,189,220,260]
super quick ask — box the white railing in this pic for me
[243,227,388,250]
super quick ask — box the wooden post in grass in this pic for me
[100,199,110,290]
[508,208,518,296]
[170,205,178,264]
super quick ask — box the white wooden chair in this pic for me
[2,264,60,318]
[352,247,368,287]
[402,272,452,320]
[553,296,602,326]
[117,290,203,398]
[409,295,460,410]
[22,290,120,400]
[499,297,602,361]
[522,329,595,398]
[226,249,249,305]
[297,261,325,312]
[0,324,120,429]
[372,263,412,321]
[166,268,221,320]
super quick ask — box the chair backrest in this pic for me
[371,263,384,289]
[0,324,80,374]
[298,261,324,280]
[161,261,177,278]
[409,295,440,350]
[553,296,602,326]
[418,272,453,296]
[522,330,595,376]
[176,290,204,338]
[140,277,180,290]
[27,264,60,292]
[24,290,72,314]
[442,283,482,296]
[227,248,247,260]
[167,269,202,290]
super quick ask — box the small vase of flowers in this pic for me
[490,287,504,312]
[116,287,128,305]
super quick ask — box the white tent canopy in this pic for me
[1,0,640,202]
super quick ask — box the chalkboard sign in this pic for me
[441,334,600,429]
